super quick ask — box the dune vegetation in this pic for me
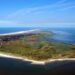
[0,34,75,61]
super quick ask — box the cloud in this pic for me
[59,5,75,11]
[7,0,67,18]
[4,0,75,26]
[0,20,18,25]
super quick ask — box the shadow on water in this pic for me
[0,57,75,75]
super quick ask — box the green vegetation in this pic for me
[0,34,75,60]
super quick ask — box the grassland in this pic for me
[0,37,75,61]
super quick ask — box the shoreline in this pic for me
[0,29,40,36]
[0,52,75,65]
[0,52,45,65]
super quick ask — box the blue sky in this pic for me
[0,0,75,27]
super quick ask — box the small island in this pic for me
[0,31,75,61]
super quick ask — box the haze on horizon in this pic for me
[0,0,75,27]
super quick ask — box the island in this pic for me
[0,30,75,61]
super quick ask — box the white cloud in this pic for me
[4,0,75,26]
[7,0,67,18]
[59,5,75,11]
[0,20,18,25]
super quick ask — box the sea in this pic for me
[0,27,75,44]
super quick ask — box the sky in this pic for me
[0,0,75,27]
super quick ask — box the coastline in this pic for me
[0,52,75,65]
[0,29,41,36]
[0,52,45,65]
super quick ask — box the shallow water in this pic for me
[45,27,75,44]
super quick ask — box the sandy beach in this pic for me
[1,52,75,75]
[0,53,45,65]
[0,52,75,65]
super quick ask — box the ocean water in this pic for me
[0,27,75,44]
[0,27,34,34]
[0,57,75,75]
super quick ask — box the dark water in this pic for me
[0,57,75,75]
